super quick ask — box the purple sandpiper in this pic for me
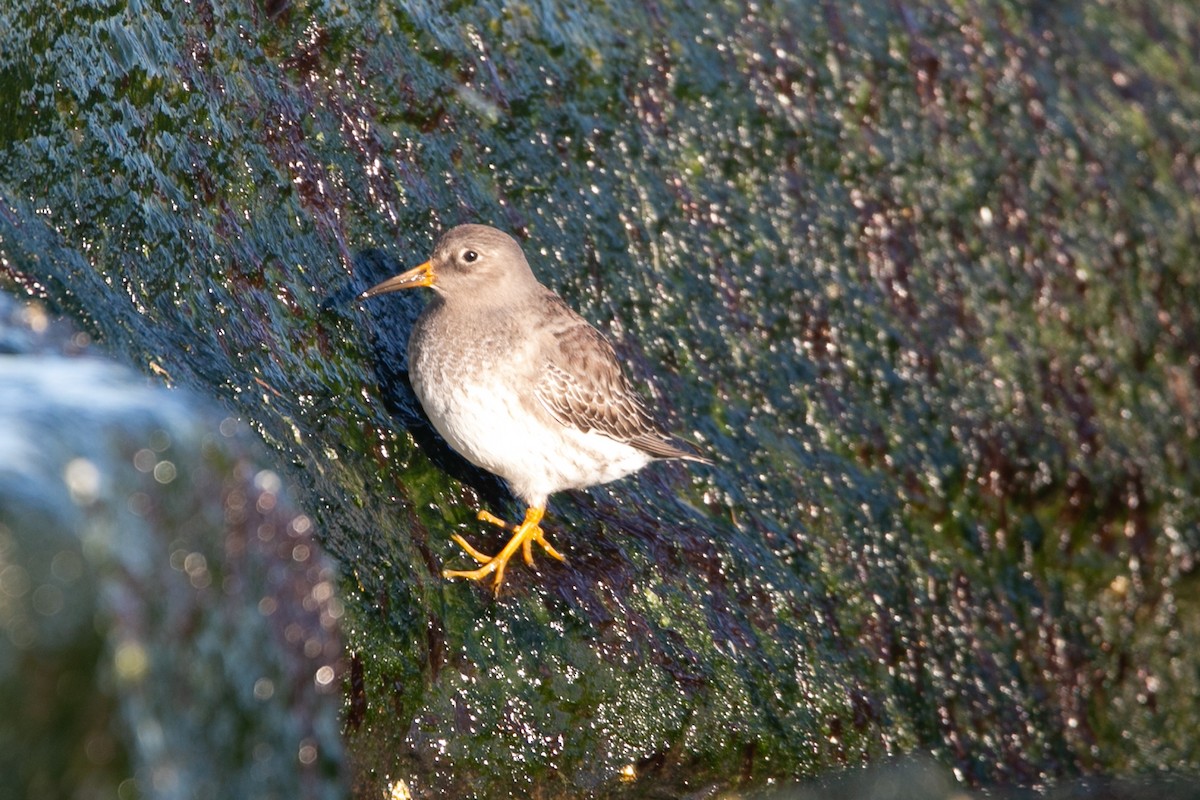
[361,224,709,592]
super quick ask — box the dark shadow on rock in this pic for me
[326,247,514,515]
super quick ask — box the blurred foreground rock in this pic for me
[0,293,346,798]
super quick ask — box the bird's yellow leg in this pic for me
[477,509,515,531]
[473,508,563,563]
[533,528,565,562]
[448,533,493,564]
[443,506,564,593]
[457,510,531,564]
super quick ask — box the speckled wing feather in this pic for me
[532,295,706,462]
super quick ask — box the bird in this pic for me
[359,224,709,593]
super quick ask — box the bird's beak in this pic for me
[358,260,435,299]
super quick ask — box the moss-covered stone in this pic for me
[2,0,1199,797]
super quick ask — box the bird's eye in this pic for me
[462,250,479,263]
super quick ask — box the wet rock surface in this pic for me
[2,1,1200,798]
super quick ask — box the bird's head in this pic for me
[359,224,538,303]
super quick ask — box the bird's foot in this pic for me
[476,508,516,532]
[443,506,565,594]
[474,508,566,565]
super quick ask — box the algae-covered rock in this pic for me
[2,0,1200,798]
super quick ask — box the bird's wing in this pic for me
[532,296,705,461]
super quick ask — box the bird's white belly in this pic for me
[413,370,651,505]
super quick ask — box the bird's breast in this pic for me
[405,308,652,504]
[408,309,539,462]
